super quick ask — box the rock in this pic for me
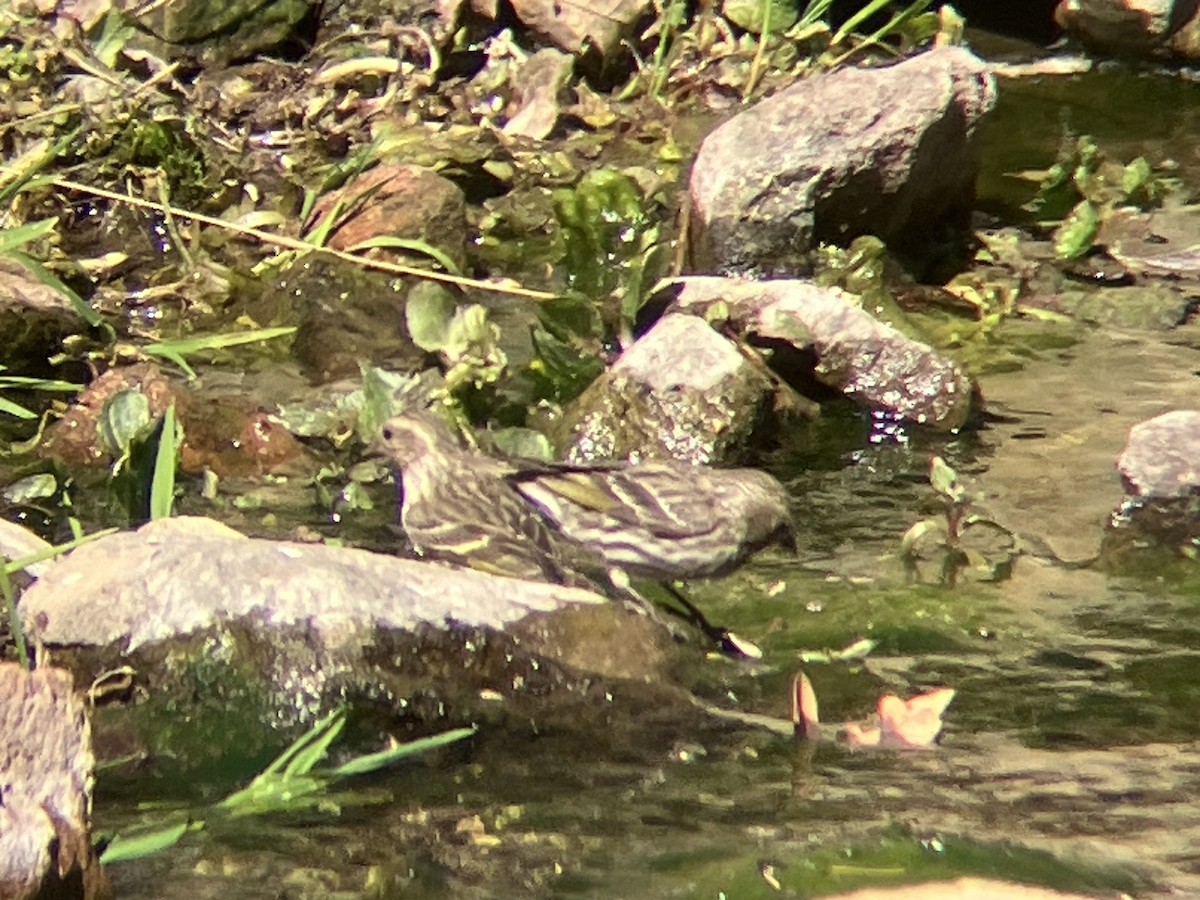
[16,518,687,766]
[1118,410,1200,499]
[1107,410,1200,556]
[0,257,91,372]
[308,164,468,274]
[503,48,574,139]
[0,663,109,900]
[1054,0,1199,59]
[282,257,428,382]
[442,0,648,55]
[20,517,605,652]
[38,363,316,478]
[128,0,311,63]
[687,47,996,276]
[672,277,976,431]
[549,313,774,463]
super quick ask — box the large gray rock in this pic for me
[20,517,604,652]
[672,277,976,431]
[17,518,683,771]
[687,47,995,276]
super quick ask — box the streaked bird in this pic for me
[378,409,794,586]
[376,411,581,585]
[511,460,795,582]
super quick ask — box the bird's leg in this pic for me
[604,569,761,658]
[658,582,762,659]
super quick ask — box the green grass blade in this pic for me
[330,726,476,777]
[344,236,465,276]
[1,528,120,577]
[0,566,28,668]
[0,396,35,419]
[143,326,298,358]
[7,250,105,329]
[0,218,57,255]
[101,819,203,864]
[149,404,178,520]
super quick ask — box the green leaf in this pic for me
[101,820,202,864]
[723,0,798,33]
[346,236,463,276]
[149,404,179,520]
[97,390,153,461]
[405,283,457,352]
[331,727,475,777]
[0,396,35,419]
[0,218,57,255]
[1053,200,1101,260]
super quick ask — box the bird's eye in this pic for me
[381,428,394,441]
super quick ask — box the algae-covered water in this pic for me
[86,42,1200,900]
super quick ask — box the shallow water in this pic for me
[98,323,1200,898]
[85,43,1200,900]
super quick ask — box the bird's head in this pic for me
[376,411,458,469]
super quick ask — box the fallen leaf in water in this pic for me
[791,671,954,749]
[844,687,956,749]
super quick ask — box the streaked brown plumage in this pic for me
[377,409,794,587]
[511,460,795,581]
[377,411,578,584]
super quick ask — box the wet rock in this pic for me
[672,277,976,431]
[1108,410,1200,555]
[38,363,315,478]
[687,47,996,276]
[282,257,428,382]
[1054,0,1200,59]
[309,165,469,273]
[127,0,311,64]
[0,663,109,900]
[0,257,91,372]
[1118,410,1200,499]
[16,518,683,767]
[443,0,648,55]
[1055,283,1193,330]
[549,313,774,464]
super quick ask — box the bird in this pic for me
[375,408,795,649]
[376,410,582,585]
[509,459,795,582]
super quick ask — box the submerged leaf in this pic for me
[1053,200,1101,260]
[406,283,457,352]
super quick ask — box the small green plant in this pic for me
[101,708,475,862]
[900,456,1016,585]
[0,365,81,420]
[1023,135,1179,260]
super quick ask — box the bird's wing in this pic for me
[403,499,570,584]
[517,462,720,538]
